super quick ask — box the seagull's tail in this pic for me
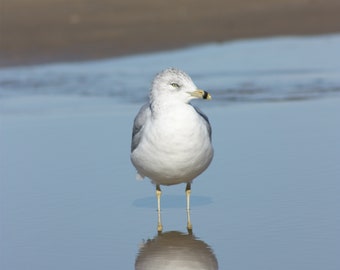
[136,172,145,181]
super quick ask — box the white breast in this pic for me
[131,104,213,185]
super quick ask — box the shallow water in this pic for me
[1,98,340,269]
[1,35,340,269]
[1,34,340,105]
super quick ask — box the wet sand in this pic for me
[1,0,340,66]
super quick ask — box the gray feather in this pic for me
[131,104,151,152]
[193,106,212,141]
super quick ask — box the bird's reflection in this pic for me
[135,211,218,270]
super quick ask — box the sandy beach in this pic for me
[1,0,340,66]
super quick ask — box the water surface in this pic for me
[1,35,340,269]
[1,34,340,105]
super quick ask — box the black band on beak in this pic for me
[202,91,209,99]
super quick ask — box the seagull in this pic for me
[130,68,213,217]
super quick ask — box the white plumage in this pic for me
[130,68,213,216]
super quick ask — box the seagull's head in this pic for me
[149,68,211,104]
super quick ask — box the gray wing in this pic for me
[131,103,151,152]
[194,106,212,141]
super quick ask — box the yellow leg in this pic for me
[185,183,192,231]
[156,184,162,212]
[186,208,193,232]
[156,185,163,232]
[185,183,191,211]
[157,208,163,232]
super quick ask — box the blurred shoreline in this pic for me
[1,0,340,67]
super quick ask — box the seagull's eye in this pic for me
[170,82,180,88]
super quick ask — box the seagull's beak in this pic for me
[189,89,212,100]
